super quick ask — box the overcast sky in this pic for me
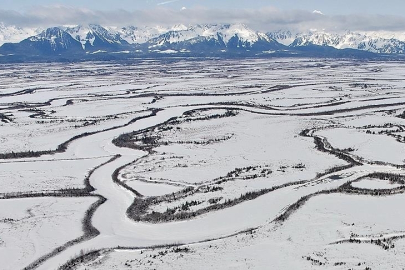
[2,0,405,32]
[3,0,405,15]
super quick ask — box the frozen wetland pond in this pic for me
[1,58,405,269]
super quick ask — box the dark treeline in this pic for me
[275,172,405,224]
[127,180,307,223]
[113,108,239,152]
[0,189,90,200]
[0,109,160,160]
[58,250,103,270]
[300,128,363,166]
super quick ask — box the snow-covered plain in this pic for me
[0,157,110,193]
[0,197,97,269]
[1,58,405,269]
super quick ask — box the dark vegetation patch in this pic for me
[0,109,160,160]
[127,180,306,223]
[275,172,405,224]
[58,250,104,270]
[113,108,239,153]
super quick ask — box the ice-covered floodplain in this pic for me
[1,58,405,269]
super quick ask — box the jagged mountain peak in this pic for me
[29,27,73,45]
[146,23,271,48]
[63,24,126,50]
[31,27,63,39]
[10,26,84,54]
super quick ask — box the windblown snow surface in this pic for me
[1,58,405,270]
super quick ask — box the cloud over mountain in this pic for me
[2,5,405,33]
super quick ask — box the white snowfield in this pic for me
[1,58,405,269]
[0,157,110,193]
[0,197,97,269]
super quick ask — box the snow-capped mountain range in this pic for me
[1,23,405,60]
[60,23,280,51]
[269,30,405,54]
